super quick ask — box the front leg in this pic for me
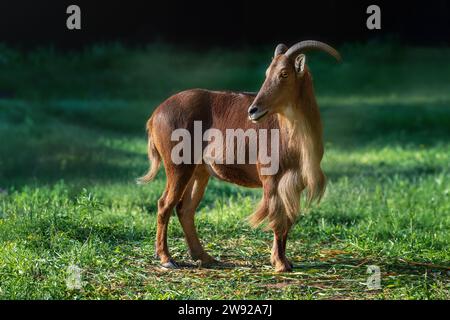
[271,229,293,272]
[282,222,294,268]
[252,174,300,272]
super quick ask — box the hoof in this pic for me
[272,257,294,269]
[191,252,218,267]
[197,257,219,268]
[161,259,179,269]
[274,261,293,273]
[275,265,293,273]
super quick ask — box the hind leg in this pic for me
[155,167,194,268]
[176,167,216,266]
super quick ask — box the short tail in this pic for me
[137,119,161,185]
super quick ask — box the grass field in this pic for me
[0,42,449,299]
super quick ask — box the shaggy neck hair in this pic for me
[281,69,326,202]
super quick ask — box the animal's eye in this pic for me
[280,70,288,78]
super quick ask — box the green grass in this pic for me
[0,42,449,299]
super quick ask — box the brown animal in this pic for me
[139,41,341,272]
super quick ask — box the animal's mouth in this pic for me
[249,110,268,123]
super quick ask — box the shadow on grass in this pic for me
[147,255,450,279]
[157,260,254,271]
[322,101,450,148]
[326,162,443,182]
[0,141,143,187]
[292,258,450,276]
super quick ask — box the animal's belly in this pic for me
[206,163,262,188]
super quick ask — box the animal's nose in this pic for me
[248,106,259,116]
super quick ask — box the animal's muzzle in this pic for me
[248,105,268,122]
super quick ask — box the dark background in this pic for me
[0,0,449,49]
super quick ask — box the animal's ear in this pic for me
[295,54,306,74]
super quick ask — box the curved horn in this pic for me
[285,40,341,62]
[274,43,288,57]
